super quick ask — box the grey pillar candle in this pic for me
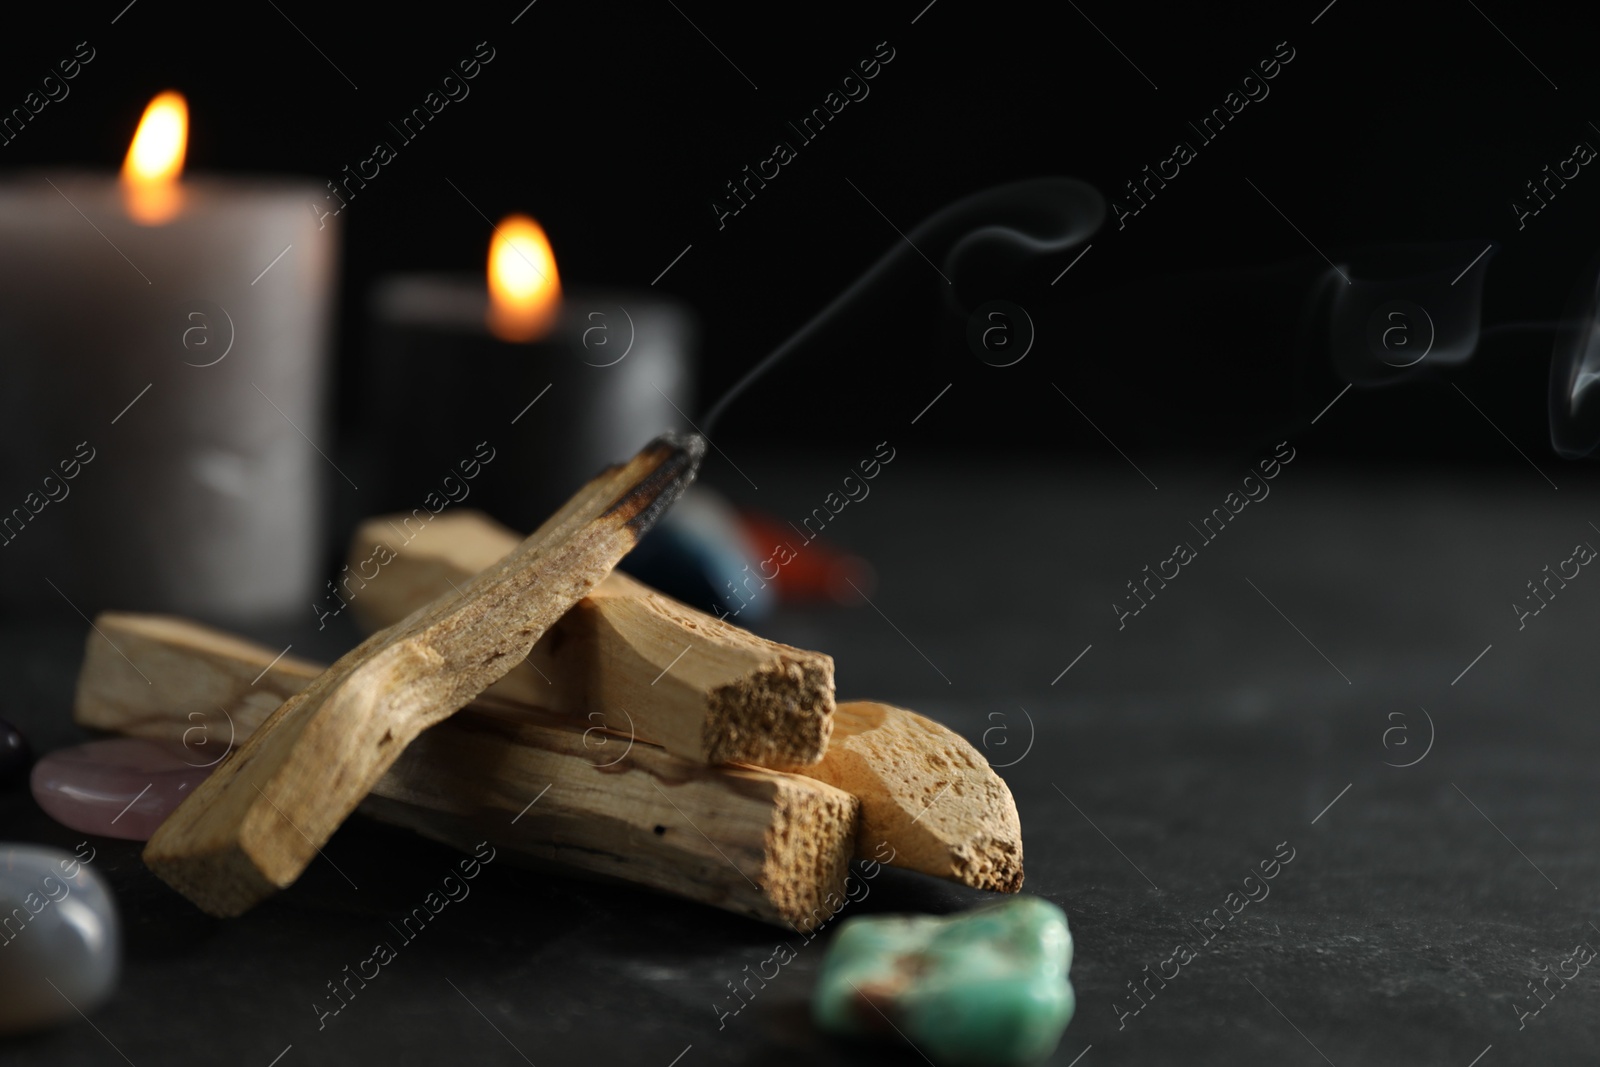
[0,171,338,621]
[363,275,694,533]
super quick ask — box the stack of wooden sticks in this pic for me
[72,435,1021,929]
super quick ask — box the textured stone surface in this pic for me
[2,468,1600,1064]
[814,896,1075,1065]
[797,701,1023,891]
[0,843,120,1035]
[30,739,213,842]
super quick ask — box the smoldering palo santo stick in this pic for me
[142,433,704,917]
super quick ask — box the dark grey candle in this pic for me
[362,275,694,532]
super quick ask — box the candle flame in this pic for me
[122,91,188,225]
[487,215,561,341]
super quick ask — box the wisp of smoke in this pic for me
[700,177,1105,432]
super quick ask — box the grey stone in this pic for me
[0,842,120,1034]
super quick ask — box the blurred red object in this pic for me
[738,513,877,606]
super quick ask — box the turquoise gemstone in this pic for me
[812,896,1075,1066]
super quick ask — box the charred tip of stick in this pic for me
[606,432,706,537]
[650,430,707,468]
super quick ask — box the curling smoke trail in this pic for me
[700,177,1105,433]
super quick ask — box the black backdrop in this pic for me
[2,0,1596,466]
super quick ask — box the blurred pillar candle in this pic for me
[0,92,338,620]
[363,214,693,532]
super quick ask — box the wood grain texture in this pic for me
[78,614,859,929]
[142,434,704,916]
[796,701,1024,892]
[82,610,1019,894]
[347,509,834,767]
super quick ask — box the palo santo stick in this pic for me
[75,614,325,742]
[798,701,1023,893]
[77,614,858,929]
[143,433,704,917]
[346,509,834,767]
[371,702,857,933]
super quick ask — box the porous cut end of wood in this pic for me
[799,701,1024,893]
[599,586,837,766]
[762,775,861,933]
[704,655,836,767]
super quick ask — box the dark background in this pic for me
[8,4,1600,1066]
[2,0,1595,469]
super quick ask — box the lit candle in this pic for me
[486,214,562,343]
[0,91,339,620]
[363,215,693,532]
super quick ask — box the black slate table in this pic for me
[5,453,1600,1066]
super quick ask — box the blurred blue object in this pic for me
[620,487,770,621]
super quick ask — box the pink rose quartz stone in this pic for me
[30,738,216,841]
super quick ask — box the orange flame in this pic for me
[121,91,188,225]
[487,215,562,341]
